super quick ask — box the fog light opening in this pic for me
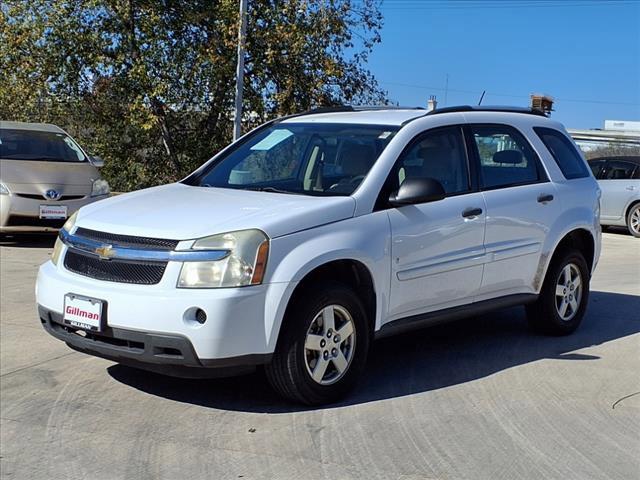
[183,307,208,327]
[195,308,207,324]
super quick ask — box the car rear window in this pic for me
[534,127,589,179]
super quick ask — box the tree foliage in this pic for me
[0,0,386,190]
[581,143,640,159]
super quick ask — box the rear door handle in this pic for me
[626,186,636,191]
[537,194,554,203]
[462,207,483,218]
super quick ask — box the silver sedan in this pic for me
[0,121,109,233]
[589,156,640,237]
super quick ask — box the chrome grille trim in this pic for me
[59,228,230,263]
[74,227,179,250]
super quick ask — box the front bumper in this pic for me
[36,259,289,366]
[0,194,107,232]
[38,306,270,378]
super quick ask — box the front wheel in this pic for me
[526,249,590,335]
[626,203,640,238]
[265,282,370,405]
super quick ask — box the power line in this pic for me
[372,0,637,9]
[379,81,640,106]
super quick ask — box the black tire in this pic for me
[626,203,640,238]
[526,249,590,335]
[265,281,370,405]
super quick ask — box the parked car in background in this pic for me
[0,121,110,233]
[36,106,601,405]
[588,156,640,237]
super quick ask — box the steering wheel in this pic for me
[328,174,367,192]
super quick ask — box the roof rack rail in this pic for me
[425,105,548,117]
[303,105,425,115]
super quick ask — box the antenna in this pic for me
[478,90,486,105]
[444,74,449,106]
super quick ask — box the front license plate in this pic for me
[39,205,68,219]
[63,294,104,332]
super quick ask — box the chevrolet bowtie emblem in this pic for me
[95,244,114,260]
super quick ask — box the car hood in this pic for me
[75,183,356,240]
[0,159,99,186]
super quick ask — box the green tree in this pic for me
[0,0,386,190]
[581,143,640,159]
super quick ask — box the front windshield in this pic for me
[0,128,87,162]
[191,123,399,196]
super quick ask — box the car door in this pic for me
[598,160,639,222]
[386,126,487,320]
[468,124,557,300]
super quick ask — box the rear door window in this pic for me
[469,125,544,189]
[534,127,589,179]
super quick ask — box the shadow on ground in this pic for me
[108,290,640,412]
[0,233,57,248]
[603,226,634,237]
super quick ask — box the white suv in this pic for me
[36,106,601,405]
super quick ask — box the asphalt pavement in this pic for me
[1,230,638,480]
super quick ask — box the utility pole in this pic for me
[233,0,248,141]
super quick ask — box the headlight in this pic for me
[0,182,9,195]
[51,212,78,266]
[177,229,269,288]
[91,178,110,197]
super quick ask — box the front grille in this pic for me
[16,193,85,201]
[74,227,179,250]
[6,215,66,228]
[64,249,167,285]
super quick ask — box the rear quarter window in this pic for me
[534,127,590,179]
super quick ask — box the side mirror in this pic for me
[389,178,446,207]
[90,156,104,168]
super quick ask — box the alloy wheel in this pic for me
[555,263,583,321]
[630,207,640,235]
[304,305,356,385]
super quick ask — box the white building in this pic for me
[569,119,640,152]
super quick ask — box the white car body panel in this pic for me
[76,182,356,240]
[387,193,486,319]
[36,108,602,366]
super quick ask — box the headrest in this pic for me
[493,150,523,164]
[338,141,376,176]
[418,145,452,159]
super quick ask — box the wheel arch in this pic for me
[625,198,640,222]
[265,256,379,353]
[537,227,596,292]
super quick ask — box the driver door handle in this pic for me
[537,194,554,203]
[462,207,483,218]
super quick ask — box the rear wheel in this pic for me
[265,282,370,405]
[626,203,640,238]
[526,249,590,335]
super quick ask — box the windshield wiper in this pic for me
[245,186,299,195]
